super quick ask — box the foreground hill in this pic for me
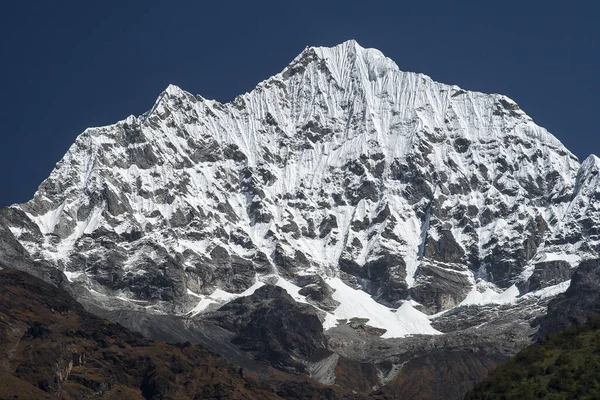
[0,268,364,399]
[466,315,600,400]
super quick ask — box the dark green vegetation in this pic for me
[466,316,600,400]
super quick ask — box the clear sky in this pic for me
[0,1,598,207]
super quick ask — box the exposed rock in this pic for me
[536,259,600,339]
[345,318,387,336]
[410,263,472,313]
[423,229,465,264]
[524,260,573,292]
[296,275,340,312]
[339,255,408,308]
[207,285,330,374]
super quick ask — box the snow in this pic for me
[31,203,66,235]
[63,270,83,282]
[460,279,571,307]
[522,280,571,300]
[187,280,265,316]
[581,154,600,171]
[519,251,583,281]
[186,276,311,317]
[116,296,148,304]
[324,278,440,338]
[187,275,441,338]
[186,289,202,298]
[274,277,308,303]
[460,282,520,306]
[537,252,582,264]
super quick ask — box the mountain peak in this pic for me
[310,39,363,55]
[313,40,394,69]
[574,154,600,194]
[292,39,363,61]
[164,83,185,96]
[282,40,398,88]
[4,38,585,338]
[581,154,600,171]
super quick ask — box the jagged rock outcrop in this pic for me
[536,258,600,339]
[207,285,330,374]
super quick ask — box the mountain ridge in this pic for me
[1,39,599,399]
[5,39,594,322]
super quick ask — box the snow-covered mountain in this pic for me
[2,40,598,343]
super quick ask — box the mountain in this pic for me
[1,40,599,399]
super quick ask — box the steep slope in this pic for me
[549,155,600,253]
[536,258,600,339]
[0,268,364,399]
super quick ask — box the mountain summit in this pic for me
[2,43,599,397]
[3,41,594,330]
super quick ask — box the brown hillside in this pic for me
[0,268,366,399]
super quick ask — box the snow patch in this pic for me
[63,270,83,282]
[324,278,440,338]
[522,280,571,300]
[460,282,520,306]
[187,280,265,317]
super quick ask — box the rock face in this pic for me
[1,40,600,399]
[207,285,330,374]
[523,260,573,292]
[536,258,600,339]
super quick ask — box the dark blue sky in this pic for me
[1,1,598,207]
